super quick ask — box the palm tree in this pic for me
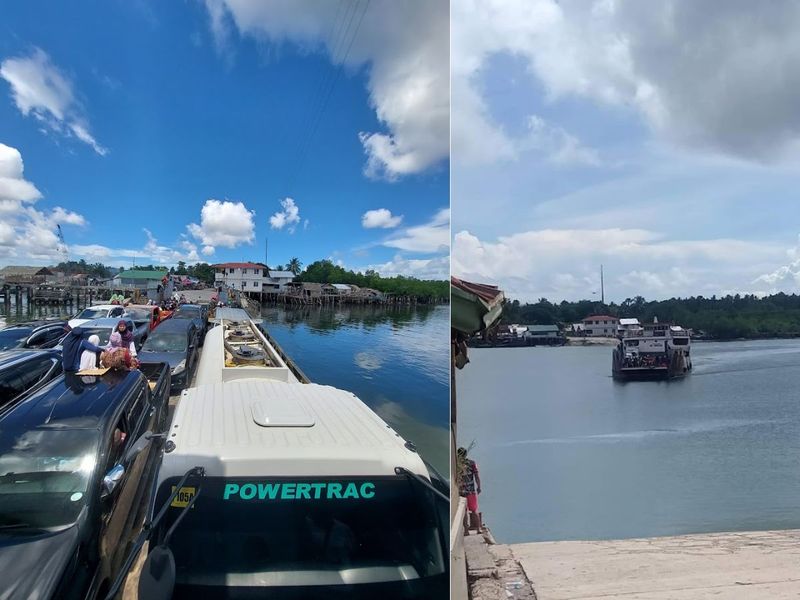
[287,257,303,275]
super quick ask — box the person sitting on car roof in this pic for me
[79,334,102,371]
[62,327,104,373]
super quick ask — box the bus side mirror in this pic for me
[138,545,176,600]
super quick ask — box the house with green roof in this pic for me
[112,269,172,300]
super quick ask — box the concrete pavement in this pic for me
[510,529,800,599]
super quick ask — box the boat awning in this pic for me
[451,277,504,335]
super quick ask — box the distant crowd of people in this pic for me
[622,353,670,368]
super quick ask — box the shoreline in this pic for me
[508,528,800,599]
[469,335,800,349]
[467,526,800,599]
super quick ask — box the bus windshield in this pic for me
[155,476,447,599]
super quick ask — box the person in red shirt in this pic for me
[458,447,482,531]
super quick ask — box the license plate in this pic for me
[170,486,196,508]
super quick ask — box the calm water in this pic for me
[458,340,800,543]
[261,304,450,474]
[0,302,76,327]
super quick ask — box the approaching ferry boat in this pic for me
[130,309,449,600]
[612,319,692,380]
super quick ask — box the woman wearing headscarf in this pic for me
[114,319,137,357]
[79,334,102,370]
[62,327,104,373]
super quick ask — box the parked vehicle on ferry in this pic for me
[0,363,171,600]
[0,349,62,414]
[79,317,149,352]
[0,320,69,351]
[124,305,170,331]
[171,304,208,344]
[68,305,126,330]
[138,319,200,391]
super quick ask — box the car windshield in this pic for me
[156,476,446,598]
[143,332,187,353]
[0,329,32,350]
[81,327,112,346]
[0,428,99,532]
[124,309,150,324]
[174,306,200,318]
[76,308,108,320]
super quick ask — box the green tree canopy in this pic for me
[501,293,800,340]
[296,260,447,300]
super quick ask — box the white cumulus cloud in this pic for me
[0,48,107,155]
[361,254,449,280]
[0,143,42,206]
[203,0,448,180]
[452,227,786,302]
[188,199,256,247]
[754,235,800,288]
[269,197,301,232]
[383,208,449,253]
[0,143,89,262]
[361,208,403,229]
[453,0,800,165]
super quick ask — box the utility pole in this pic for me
[600,264,605,305]
[265,237,268,269]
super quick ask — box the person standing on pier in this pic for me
[458,446,483,531]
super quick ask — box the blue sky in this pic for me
[451,0,800,302]
[0,0,448,278]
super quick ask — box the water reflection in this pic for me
[260,304,437,333]
[354,352,383,371]
[261,304,449,474]
[0,301,76,327]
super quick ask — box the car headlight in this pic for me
[172,360,186,375]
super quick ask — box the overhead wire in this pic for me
[283,0,371,195]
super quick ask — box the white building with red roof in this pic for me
[581,314,620,337]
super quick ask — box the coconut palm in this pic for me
[287,257,303,275]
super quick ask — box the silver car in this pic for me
[77,317,149,351]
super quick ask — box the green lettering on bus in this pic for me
[310,483,325,499]
[360,482,375,498]
[222,481,378,500]
[327,483,342,499]
[343,482,359,499]
[295,483,311,499]
[257,483,280,500]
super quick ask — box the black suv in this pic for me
[0,362,171,600]
[0,349,63,414]
[0,320,69,351]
